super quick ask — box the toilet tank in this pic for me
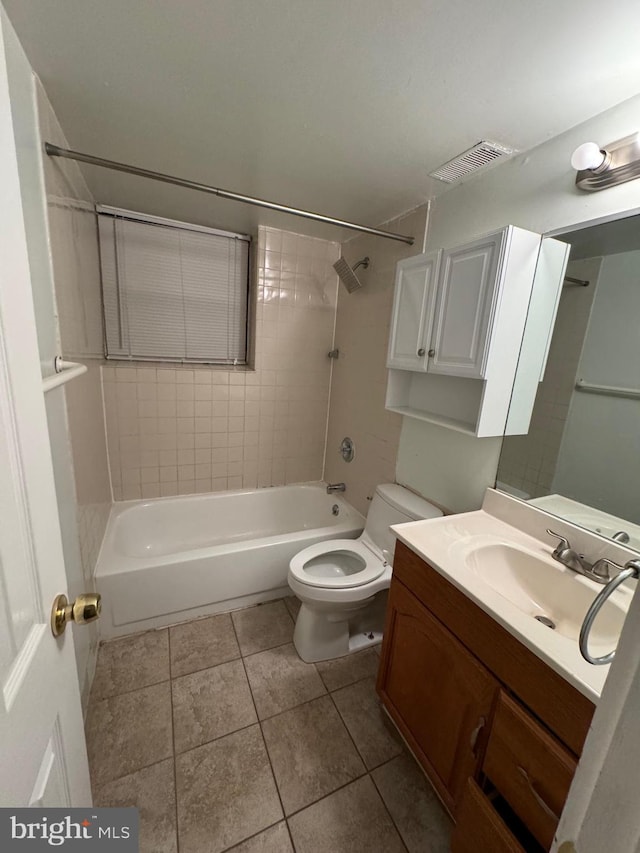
[363,484,443,564]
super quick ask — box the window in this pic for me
[97,206,250,364]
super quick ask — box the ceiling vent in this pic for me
[429,141,515,184]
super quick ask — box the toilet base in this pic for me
[292,591,387,663]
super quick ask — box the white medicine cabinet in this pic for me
[385,227,570,437]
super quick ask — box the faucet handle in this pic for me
[546,529,571,555]
[591,557,625,583]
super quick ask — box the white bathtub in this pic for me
[95,483,364,638]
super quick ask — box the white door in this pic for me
[386,251,440,371]
[0,28,91,807]
[429,231,505,379]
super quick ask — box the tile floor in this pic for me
[86,597,452,853]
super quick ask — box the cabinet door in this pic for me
[386,251,440,371]
[377,579,498,814]
[429,230,506,378]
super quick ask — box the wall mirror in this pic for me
[497,212,640,553]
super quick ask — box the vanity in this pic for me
[376,490,635,852]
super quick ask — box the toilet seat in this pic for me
[289,539,386,589]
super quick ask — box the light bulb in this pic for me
[571,142,606,172]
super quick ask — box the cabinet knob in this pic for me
[417,348,426,357]
[428,348,435,357]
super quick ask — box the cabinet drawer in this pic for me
[483,692,576,850]
[451,779,523,853]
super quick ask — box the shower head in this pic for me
[333,256,370,293]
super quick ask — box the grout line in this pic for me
[284,819,297,853]
[229,615,289,832]
[172,719,260,760]
[92,674,172,703]
[326,685,370,773]
[317,667,379,694]
[167,629,181,853]
[91,754,175,796]
[253,681,328,724]
[171,653,242,681]
[284,769,369,821]
[323,681,409,850]
[369,765,412,853]
[240,638,296,661]
[221,818,290,852]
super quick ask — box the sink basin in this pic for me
[465,543,626,650]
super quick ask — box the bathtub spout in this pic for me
[326,483,346,494]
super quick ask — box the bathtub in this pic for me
[95,483,364,638]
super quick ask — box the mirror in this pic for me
[497,213,640,552]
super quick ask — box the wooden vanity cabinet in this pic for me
[380,578,498,813]
[377,541,595,851]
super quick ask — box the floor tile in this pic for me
[261,695,365,815]
[86,682,173,787]
[172,659,257,752]
[227,822,293,852]
[170,613,240,677]
[93,758,177,853]
[372,753,452,852]
[244,643,326,719]
[288,776,406,853]
[92,630,169,700]
[284,595,301,621]
[176,724,282,853]
[315,647,380,692]
[232,600,294,656]
[332,677,403,769]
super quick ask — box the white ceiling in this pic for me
[5,0,640,242]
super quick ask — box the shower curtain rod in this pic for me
[44,143,415,245]
[564,275,590,287]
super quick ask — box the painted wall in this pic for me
[324,207,428,516]
[1,17,110,710]
[553,250,640,524]
[104,226,339,498]
[397,91,640,513]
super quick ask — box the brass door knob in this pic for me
[51,592,101,637]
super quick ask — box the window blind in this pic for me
[98,210,250,363]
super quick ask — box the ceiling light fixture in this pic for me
[572,133,640,191]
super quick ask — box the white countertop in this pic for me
[392,507,635,703]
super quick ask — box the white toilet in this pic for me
[288,483,442,662]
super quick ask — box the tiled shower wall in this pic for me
[324,207,428,516]
[104,226,339,499]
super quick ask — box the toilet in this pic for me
[288,483,442,662]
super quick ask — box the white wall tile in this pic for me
[104,225,338,497]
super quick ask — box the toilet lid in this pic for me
[289,539,386,588]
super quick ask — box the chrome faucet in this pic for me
[546,529,621,585]
[326,482,346,494]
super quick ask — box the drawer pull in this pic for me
[470,716,486,754]
[517,765,560,822]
